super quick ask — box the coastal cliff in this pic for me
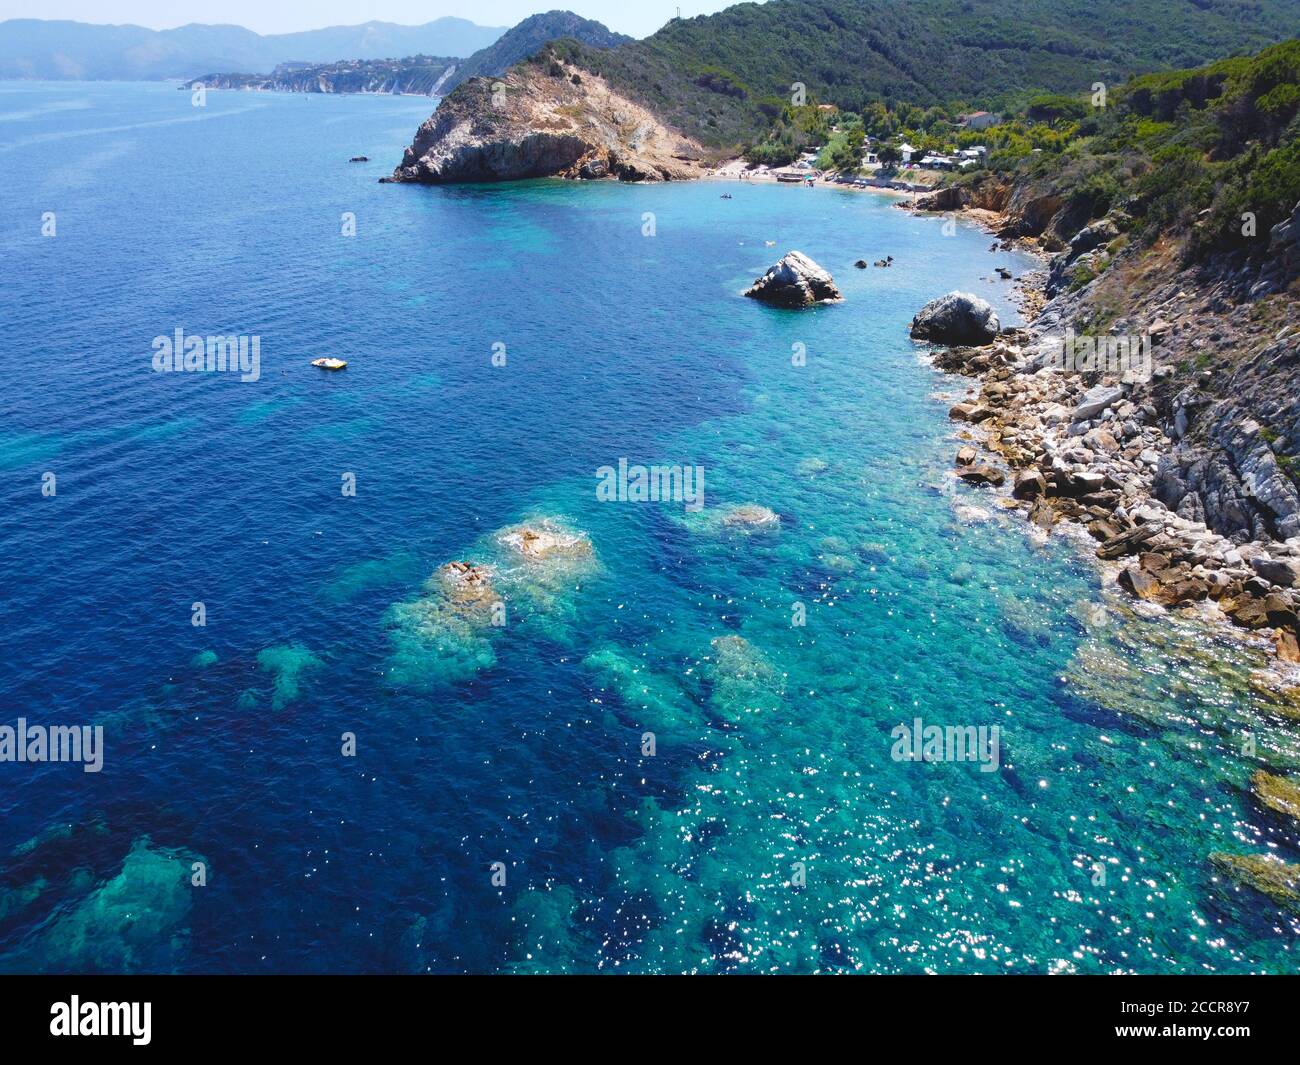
[389,53,708,184]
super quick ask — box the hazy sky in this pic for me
[0,1,747,39]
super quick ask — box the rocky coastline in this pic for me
[909,199,1300,674]
[386,62,1300,675]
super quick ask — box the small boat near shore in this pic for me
[310,357,348,371]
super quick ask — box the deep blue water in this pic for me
[1,81,1298,973]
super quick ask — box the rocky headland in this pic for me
[388,54,708,184]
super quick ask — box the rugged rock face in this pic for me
[1253,199,1300,298]
[915,189,1300,667]
[743,252,841,308]
[389,55,707,184]
[1046,216,1123,296]
[915,176,1012,216]
[1028,202,1300,546]
[916,173,1086,251]
[910,291,1000,345]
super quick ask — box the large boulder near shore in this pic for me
[956,465,1005,487]
[744,252,842,308]
[909,292,1000,346]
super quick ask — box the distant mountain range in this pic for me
[0,16,507,81]
[193,12,630,97]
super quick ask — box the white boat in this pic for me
[310,357,348,371]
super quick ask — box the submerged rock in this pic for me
[33,837,203,972]
[796,456,830,476]
[1251,769,1300,822]
[718,503,781,530]
[705,635,784,720]
[583,646,698,735]
[909,291,1000,345]
[386,592,497,688]
[255,643,323,711]
[744,251,842,308]
[1210,851,1300,907]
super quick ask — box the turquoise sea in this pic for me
[1,81,1297,973]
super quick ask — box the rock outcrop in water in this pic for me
[496,519,594,562]
[743,252,841,308]
[386,516,599,689]
[437,560,497,608]
[910,291,1000,345]
[718,503,781,529]
[389,53,707,184]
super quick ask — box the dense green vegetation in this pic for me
[539,6,1299,268]
[714,36,1299,274]
[965,40,1300,257]
[549,0,1300,147]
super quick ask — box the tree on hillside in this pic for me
[876,143,903,168]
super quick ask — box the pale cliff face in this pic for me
[391,57,708,184]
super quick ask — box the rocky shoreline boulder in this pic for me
[744,252,841,308]
[910,291,1000,345]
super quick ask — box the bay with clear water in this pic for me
[1,81,1297,974]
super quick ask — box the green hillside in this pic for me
[971,39,1300,259]
[548,0,1300,146]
